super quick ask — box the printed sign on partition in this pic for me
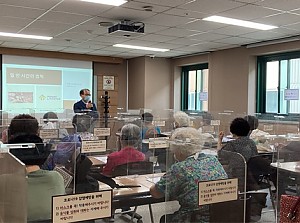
[59,121,74,129]
[52,190,112,223]
[103,76,114,90]
[284,89,299,100]
[152,121,166,127]
[263,124,274,132]
[211,120,221,126]
[93,128,111,137]
[81,140,106,153]
[39,129,59,139]
[148,137,169,149]
[199,178,238,206]
[202,125,215,133]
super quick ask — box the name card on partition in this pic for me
[39,129,59,139]
[198,178,238,206]
[52,190,112,223]
[202,125,215,133]
[152,121,166,127]
[81,140,106,153]
[210,120,220,126]
[149,137,169,149]
[93,128,111,137]
[59,121,74,129]
[284,89,299,100]
[263,124,274,131]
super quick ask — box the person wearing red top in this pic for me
[102,124,145,176]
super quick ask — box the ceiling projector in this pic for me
[108,20,144,37]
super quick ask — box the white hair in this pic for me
[120,123,141,148]
[173,111,190,128]
[170,127,204,157]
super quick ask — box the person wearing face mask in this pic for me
[73,89,97,113]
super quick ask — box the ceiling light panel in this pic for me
[203,16,278,30]
[80,0,127,6]
[0,32,52,40]
[113,44,169,52]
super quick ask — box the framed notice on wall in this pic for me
[103,76,114,90]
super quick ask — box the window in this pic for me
[181,64,209,111]
[257,52,300,116]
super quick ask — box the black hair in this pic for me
[9,114,39,138]
[79,89,90,96]
[43,112,58,123]
[141,113,153,122]
[244,115,258,131]
[8,134,49,166]
[72,114,92,132]
[230,117,250,137]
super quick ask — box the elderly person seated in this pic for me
[218,117,258,162]
[173,111,190,128]
[8,114,65,222]
[102,124,145,177]
[150,127,227,222]
[41,112,69,139]
[141,112,161,139]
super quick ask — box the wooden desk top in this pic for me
[271,161,300,173]
[99,173,164,197]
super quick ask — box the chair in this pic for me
[111,161,155,223]
[247,154,276,216]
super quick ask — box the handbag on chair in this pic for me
[280,195,300,223]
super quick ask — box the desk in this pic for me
[271,161,300,173]
[99,173,165,223]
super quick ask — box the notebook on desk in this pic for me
[54,166,73,188]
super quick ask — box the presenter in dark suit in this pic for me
[73,89,97,113]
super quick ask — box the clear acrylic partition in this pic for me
[0,148,27,222]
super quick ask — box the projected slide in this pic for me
[2,57,92,112]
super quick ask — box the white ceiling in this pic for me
[0,0,300,58]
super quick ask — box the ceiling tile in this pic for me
[61,47,95,53]
[22,27,70,37]
[46,39,82,47]
[123,1,170,13]
[179,0,245,14]
[219,4,282,20]
[212,26,255,36]
[254,0,300,11]
[144,14,195,27]
[136,34,178,42]
[74,41,109,50]
[189,32,231,41]
[283,21,300,31]
[39,12,92,25]
[177,20,228,32]
[120,39,158,46]
[0,16,33,28]
[163,8,209,19]
[27,20,75,31]
[0,4,45,19]
[159,28,200,37]
[213,36,256,45]
[168,37,205,45]
[55,31,98,41]
[93,35,129,44]
[148,42,185,50]
[232,0,263,3]
[89,50,117,56]
[0,0,61,9]
[239,30,289,40]
[0,41,38,49]
[0,25,21,33]
[31,45,67,51]
[131,0,191,7]
[253,12,300,27]
[144,23,169,33]
[99,46,129,52]
[101,7,156,21]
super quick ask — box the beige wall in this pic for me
[128,57,145,109]
[144,57,172,109]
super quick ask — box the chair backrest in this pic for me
[111,161,154,177]
[247,154,272,191]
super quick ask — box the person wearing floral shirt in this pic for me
[150,127,227,223]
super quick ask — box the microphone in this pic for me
[88,100,93,107]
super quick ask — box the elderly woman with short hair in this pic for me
[173,111,190,128]
[150,127,227,223]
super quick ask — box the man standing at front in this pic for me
[73,89,97,113]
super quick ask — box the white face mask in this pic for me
[173,153,179,162]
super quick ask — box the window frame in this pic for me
[257,51,300,120]
[181,63,208,112]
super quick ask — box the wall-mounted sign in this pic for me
[152,121,166,127]
[211,120,221,126]
[81,140,106,153]
[52,190,112,223]
[199,178,238,206]
[148,137,169,149]
[199,92,208,101]
[284,89,299,100]
[103,76,114,90]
